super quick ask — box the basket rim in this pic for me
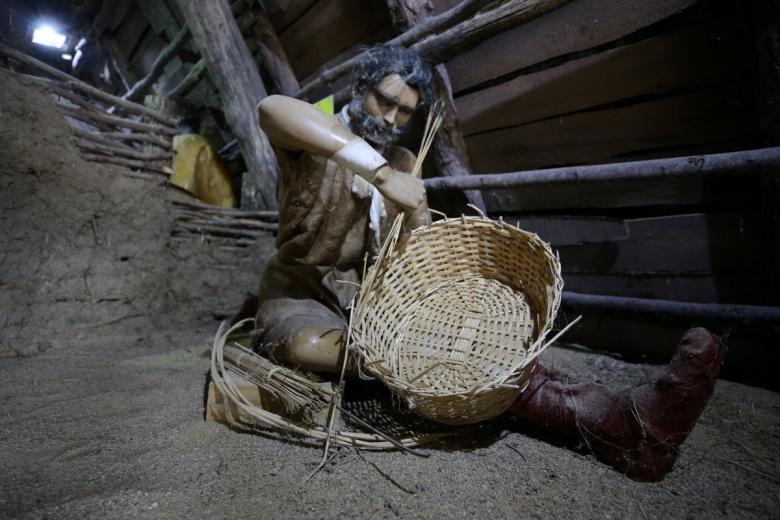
[350,215,565,402]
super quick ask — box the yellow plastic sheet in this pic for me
[171,134,237,208]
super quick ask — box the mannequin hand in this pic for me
[374,166,425,211]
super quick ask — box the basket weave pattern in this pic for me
[351,216,563,425]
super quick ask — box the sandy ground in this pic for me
[1,68,779,519]
[2,333,779,519]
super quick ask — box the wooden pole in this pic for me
[72,128,139,151]
[165,59,208,99]
[57,104,178,135]
[247,6,300,96]
[411,0,573,64]
[423,148,780,191]
[386,0,486,212]
[175,0,278,210]
[72,128,172,149]
[101,35,139,92]
[561,292,780,324]
[75,138,173,160]
[123,26,190,102]
[172,199,278,219]
[80,154,170,174]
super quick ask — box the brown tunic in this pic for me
[255,136,416,351]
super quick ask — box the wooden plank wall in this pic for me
[431,0,776,382]
[264,0,395,96]
[438,0,771,307]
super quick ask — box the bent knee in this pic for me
[282,326,346,373]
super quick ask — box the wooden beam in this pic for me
[303,0,573,111]
[561,292,780,324]
[561,272,770,307]
[101,35,140,91]
[75,138,173,160]
[123,25,190,102]
[72,127,138,152]
[247,6,300,96]
[165,58,208,98]
[80,153,170,174]
[176,0,279,210]
[430,66,486,212]
[424,148,780,191]
[457,14,751,136]
[164,3,267,99]
[466,80,758,175]
[447,0,698,94]
[72,128,172,149]
[57,104,178,135]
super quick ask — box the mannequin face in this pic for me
[350,73,420,148]
[364,74,420,130]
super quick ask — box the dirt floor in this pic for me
[1,68,779,519]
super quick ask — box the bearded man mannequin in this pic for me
[254,44,726,482]
[255,45,434,374]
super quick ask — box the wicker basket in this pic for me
[350,215,564,425]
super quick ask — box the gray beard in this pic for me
[349,98,406,149]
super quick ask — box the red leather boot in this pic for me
[509,327,726,482]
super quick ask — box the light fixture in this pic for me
[32,26,67,49]
[61,53,72,60]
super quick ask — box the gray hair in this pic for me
[351,44,435,108]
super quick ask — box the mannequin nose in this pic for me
[383,107,398,127]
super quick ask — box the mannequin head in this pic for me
[348,44,434,147]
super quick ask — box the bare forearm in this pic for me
[258,95,388,181]
[258,95,425,211]
[258,95,354,156]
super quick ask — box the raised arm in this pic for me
[258,95,425,211]
[258,95,354,156]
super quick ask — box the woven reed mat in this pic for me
[208,320,463,449]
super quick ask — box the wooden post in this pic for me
[752,0,780,296]
[247,6,300,96]
[175,0,278,210]
[387,0,487,212]
[423,148,780,190]
[164,2,261,100]
[123,26,190,102]
[101,35,139,92]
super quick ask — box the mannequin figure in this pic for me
[253,44,726,482]
[254,45,434,374]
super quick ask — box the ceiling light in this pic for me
[32,27,67,49]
